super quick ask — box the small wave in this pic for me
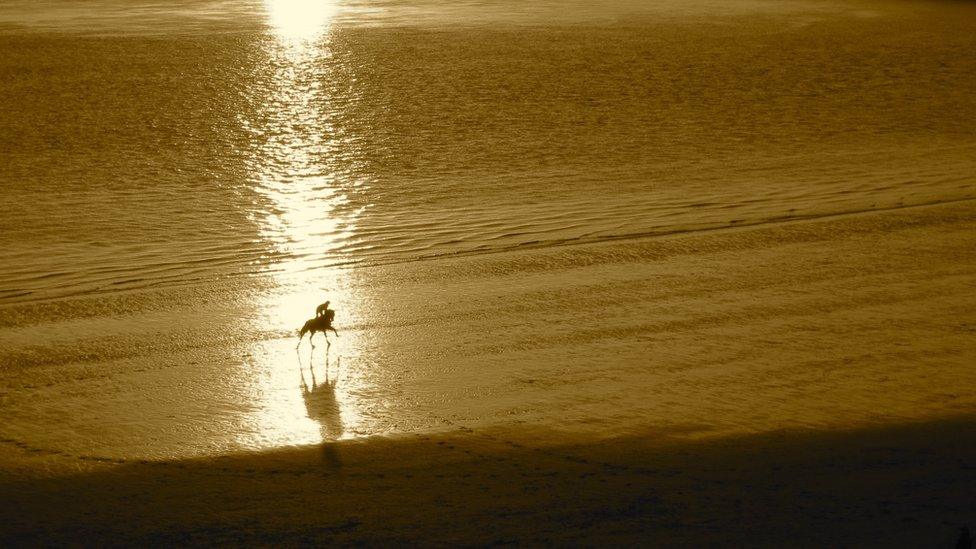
[2,195,974,306]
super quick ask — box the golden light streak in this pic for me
[265,0,338,41]
[233,0,370,448]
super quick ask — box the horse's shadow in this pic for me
[297,347,344,466]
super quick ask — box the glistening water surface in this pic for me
[1,0,975,461]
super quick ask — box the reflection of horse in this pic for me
[296,314,338,349]
[298,348,344,441]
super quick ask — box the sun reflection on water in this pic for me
[265,0,339,41]
[236,0,370,448]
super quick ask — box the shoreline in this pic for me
[2,417,975,546]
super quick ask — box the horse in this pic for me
[297,314,339,349]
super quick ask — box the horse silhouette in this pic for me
[297,313,338,349]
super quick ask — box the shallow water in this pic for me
[1,0,975,461]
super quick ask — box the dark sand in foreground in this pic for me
[2,418,974,546]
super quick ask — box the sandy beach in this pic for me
[3,201,976,545]
[3,418,975,546]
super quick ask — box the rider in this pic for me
[315,300,334,322]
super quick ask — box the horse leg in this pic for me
[310,330,316,349]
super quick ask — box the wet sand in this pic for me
[2,417,974,546]
[3,200,976,458]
